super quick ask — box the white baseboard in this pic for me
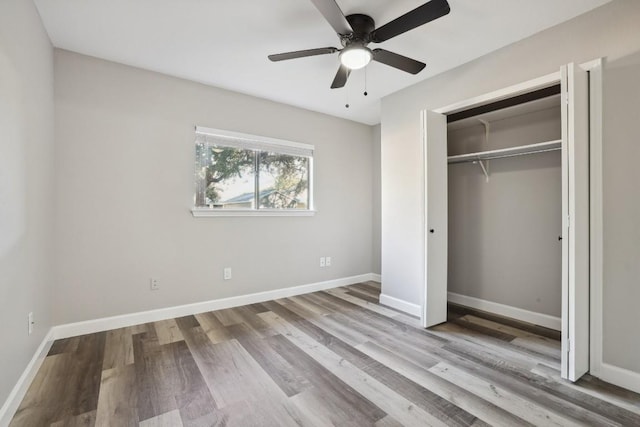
[379,293,421,317]
[53,273,377,340]
[370,273,381,283]
[0,329,55,427]
[448,292,561,331]
[597,363,640,394]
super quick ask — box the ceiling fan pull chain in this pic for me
[345,86,350,108]
[364,67,368,96]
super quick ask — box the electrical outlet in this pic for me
[28,312,34,335]
[150,278,159,290]
[326,256,332,267]
[320,257,326,267]
[223,267,232,280]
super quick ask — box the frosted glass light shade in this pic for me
[340,47,372,70]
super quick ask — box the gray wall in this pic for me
[372,124,381,275]
[448,107,562,317]
[381,0,640,374]
[0,0,54,407]
[53,50,376,324]
[602,50,640,372]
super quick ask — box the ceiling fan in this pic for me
[268,0,451,89]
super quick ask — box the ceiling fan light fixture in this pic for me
[339,46,372,70]
[268,0,449,88]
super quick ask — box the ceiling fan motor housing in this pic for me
[342,14,376,47]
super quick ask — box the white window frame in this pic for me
[191,126,315,217]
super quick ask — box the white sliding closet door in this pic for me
[421,110,448,328]
[561,63,590,381]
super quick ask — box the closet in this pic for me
[447,89,563,330]
[420,63,592,382]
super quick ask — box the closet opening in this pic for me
[445,88,564,343]
[422,63,596,382]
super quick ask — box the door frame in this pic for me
[422,59,603,379]
[582,58,604,381]
[561,62,590,380]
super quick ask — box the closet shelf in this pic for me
[447,140,561,164]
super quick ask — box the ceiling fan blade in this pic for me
[372,49,426,74]
[371,0,450,43]
[331,64,351,89]
[309,0,353,35]
[268,47,338,62]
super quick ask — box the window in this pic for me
[192,127,314,217]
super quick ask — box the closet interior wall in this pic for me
[447,101,563,319]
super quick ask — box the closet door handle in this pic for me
[558,236,563,241]
[430,229,435,234]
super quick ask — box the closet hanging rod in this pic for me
[447,140,561,164]
[464,147,560,163]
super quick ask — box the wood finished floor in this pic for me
[11,282,640,426]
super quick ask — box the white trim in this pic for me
[370,273,381,283]
[598,363,640,395]
[560,63,571,379]
[588,58,604,378]
[433,71,562,115]
[432,58,600,117]
[52,274,377,340]
[579,58,604,71]
[0,329,55,427]
[191,208,316,217]
[447,292,561,331]
[195,126,314,153]
[420,110,428,328]
[380,294,422,317]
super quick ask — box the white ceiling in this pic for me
[34,0,610,125]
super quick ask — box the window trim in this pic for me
[192,126,315,217]
[195,126,314,157]
[191,208,316,217]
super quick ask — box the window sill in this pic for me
[191,208,316,217]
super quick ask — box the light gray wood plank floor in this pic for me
[11,282,640,426]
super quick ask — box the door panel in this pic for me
[561,63,590,381]
[421,110,448,328]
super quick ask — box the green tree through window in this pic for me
[259,152,309,209]
[195,143,310,209]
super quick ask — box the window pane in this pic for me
[258,152,309,209]
[194,143,256,208]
